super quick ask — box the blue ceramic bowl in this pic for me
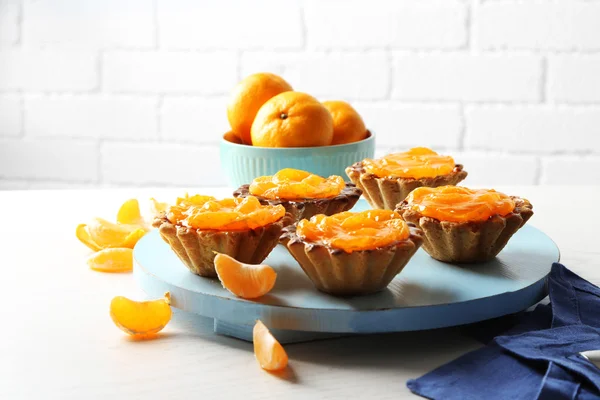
[220,131,375,188]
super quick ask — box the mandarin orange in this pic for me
[250,92,333,148]
[214,253,277,299]
[323,100,367,145]
[227,73,293,145]
[253,320,288,371]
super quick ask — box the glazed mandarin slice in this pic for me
[87,248,133,273]
[253,320,288,371]
[76,223,102,252]
[167,195,285,231]
[363,147,456,179]
[249,168,345,200]
[296,210,410,253]
[117,199,143,225]
[110,292,172,337]
[405,186,516,223]
[214,253,277,299]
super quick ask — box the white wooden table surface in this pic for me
[1,186,599,400]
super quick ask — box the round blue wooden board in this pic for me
[134,200,559,340]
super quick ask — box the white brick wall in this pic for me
[0,0,599,190]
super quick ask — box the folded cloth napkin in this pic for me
[407,263,600,400]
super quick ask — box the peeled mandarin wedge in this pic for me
[150,198,169,215]
[76,223,102,252]
[87,248,133,273]
[253,320,288,371]
[214,253,277,299]
[110,292,172,337]
[117,199,143,225]
[87,218,145,249]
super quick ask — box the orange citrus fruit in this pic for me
[76,223,103,252]
[214,253,277,299]
[227,73,293,145]
[223,130,243,145]
[250,92,334,148]
[253,320,288,371]
[110,292,172,337]
[87,248,133,272]
[322,100,367,145]
[117,199,143,225]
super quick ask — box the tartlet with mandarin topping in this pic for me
[233,168,362,223]
[346,147,467,210]
[153,194,292,277]
[397,186,533,263]
[280,210,423,296]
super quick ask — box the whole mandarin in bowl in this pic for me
[227,72,292,145]
[323,100,367,145]
[250,91,334,148]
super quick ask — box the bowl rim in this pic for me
[221,130,375,150]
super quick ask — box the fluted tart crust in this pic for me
[280,224,423,296]
[345,162,467,210]
[397,197,533,263]
[153,213,293,277]
[233,183,362,223]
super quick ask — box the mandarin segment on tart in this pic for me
[249,168,345,200]
[398,186,533,263]
[153,194,292,277]
[296,210,410,253]
[280,211,423,296]
[234,168,362,223]
[346,147,467,210]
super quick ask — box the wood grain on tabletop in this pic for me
[0,186,597,399]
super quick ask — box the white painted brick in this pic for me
[0,94,21,136]
[542,157,600,185]
[0,50,97,91]
[23,0,153,48]
[26,181,97,189]
[101,143,223,186]
[25,95,158,141]
[392,54,541,102]
[159,0,302,50]
[548,55,600,103]
[452,153,538,186]
[103,51,237,94]
[0,139,99,181]
[477,2,600,51]
[242,51,389,100]
[306,0,466,49]
[465,106,600,153]
[0,180,30,190]
[0,0,19,45]
[352,102,461,148]
[161,97,229,144]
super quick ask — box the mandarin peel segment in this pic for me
[87,218,147,249]
[249,168,345,200]
[110,292,172,338]
[405,186,516,223]
[76,224,103,252]
[87,248,133,273]
[363,147,456,179]
[166,195,285,231]
[253,320,288,371]
[214,253,277,299]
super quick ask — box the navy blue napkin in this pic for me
[407,263,600,400]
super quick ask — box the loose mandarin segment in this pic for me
[87,248,133,272]
[406,186,516,223]
[165,194,285,231]
[117,199,143,225]
[214,253,277,299]
[87,218,146,249]
[249,168,345,200]
[296,210,409,253]
[110,292,172,337]
[363,147,456,179]
[76,223,103,252]
[253,320,288,371]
